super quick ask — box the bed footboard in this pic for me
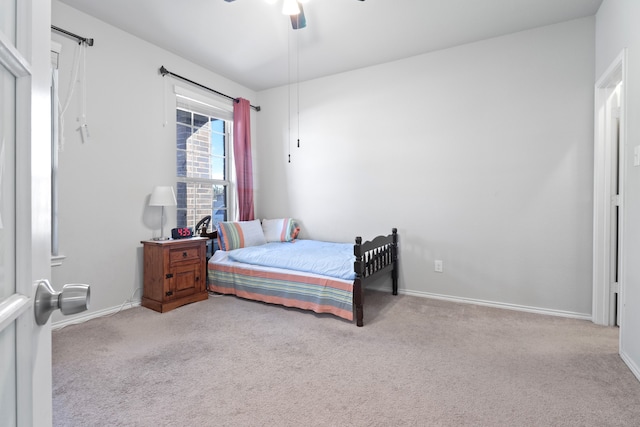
[353,228,398,326]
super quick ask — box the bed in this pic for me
[206,219,398,326]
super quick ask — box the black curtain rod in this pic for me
[51,25,94,46]
[159,66,260,112]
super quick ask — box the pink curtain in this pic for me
[233,98,255,221]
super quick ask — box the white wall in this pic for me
[50,1,257,322]
[596,0,640,379]
[257,18,595,317]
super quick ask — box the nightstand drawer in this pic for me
[169,247,199,264]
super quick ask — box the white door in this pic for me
[609,90,622,326]
[0,0,53,425]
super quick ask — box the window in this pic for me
[175,91,232,231]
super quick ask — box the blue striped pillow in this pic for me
[216,220,267,251]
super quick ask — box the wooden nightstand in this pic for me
[141,238,208,313]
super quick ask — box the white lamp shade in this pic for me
[149,186,177,207]
[282,0,300,15]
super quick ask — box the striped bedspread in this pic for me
[207,250,354,321]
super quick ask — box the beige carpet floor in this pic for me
[52,290,640,426]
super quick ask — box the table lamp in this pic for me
[149,186,176,240]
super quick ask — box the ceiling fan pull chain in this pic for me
[297,22,301,149]
[287,19,292,163]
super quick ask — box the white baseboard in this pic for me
[369,286,592,321]
[620,350,640,383]
[52,300,141,330]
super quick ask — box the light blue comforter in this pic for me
[227,240,356,281]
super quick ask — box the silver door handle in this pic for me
[34,280,90,325]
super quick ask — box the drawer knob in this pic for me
[183,251,187,258]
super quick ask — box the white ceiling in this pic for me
[58,0,603,91]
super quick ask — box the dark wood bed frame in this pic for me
[353,228,398,327]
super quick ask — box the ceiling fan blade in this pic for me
[290,3,306,30]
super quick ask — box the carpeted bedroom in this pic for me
[52,291,640,426]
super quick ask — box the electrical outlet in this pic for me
[434,260,443,273]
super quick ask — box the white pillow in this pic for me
[261,218,300,242]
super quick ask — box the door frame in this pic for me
[593,49,627,331]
